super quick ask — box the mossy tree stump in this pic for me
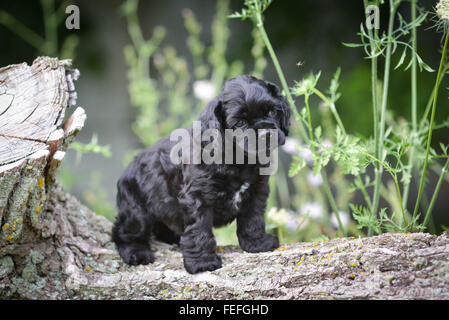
[0,57,449,300]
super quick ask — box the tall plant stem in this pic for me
[311,88,346,135]
[410,0,418,133]
[124,0,150,79]
[423,158,449,227]
[367,57,379,237]
[321,170,346,236]
[412,32,449,224]
[305,95,346,236]
[371,0,400,229]
[41,0,58,56]
[252,2,345,236]
[363,0,379,174]
[255,17,293,112]
[0,11,46,50]
[419,63,449,130]
[363,0,380,236]
[402,0,419,211]
[431,162,449,185]
[253,11,308,142]
[304,95,314,145]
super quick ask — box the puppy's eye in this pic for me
[235,119,247,127]
[268,110,276,117]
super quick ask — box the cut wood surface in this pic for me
[0,56,79,166]
[0,57,84,243]
[0,57,448,300]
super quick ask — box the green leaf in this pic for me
[291,71,321,97]
[350,204,383,235]
[401,170,412,185]
[342,42,364,48]
[328,67,342,103]
[228,11,243,19]
[314,126,322,140]
[288,156,306,177]
[416,54,434,72]
[335,126,344,145]
[440,143,448,155]
[394,47,407,70]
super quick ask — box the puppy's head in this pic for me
[200,75,291,147]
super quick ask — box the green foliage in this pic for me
[292,72,322,98]
[288,156,306,178]
[229,0,273,21]
[121,0,252,148]
[350,204,425,235]
[312,128,369,177]
[233,0,449,239]
[70,134,112,164]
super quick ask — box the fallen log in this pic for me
[0,57,448,300]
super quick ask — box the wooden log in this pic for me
[2,185,449,300]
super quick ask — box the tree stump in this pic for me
[0,56,83,243]
[1,57,449,300]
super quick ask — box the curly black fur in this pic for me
[112,75,291,274]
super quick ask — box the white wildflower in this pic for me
[330,211,350,229]
[285,217,300,232]
[282,139,314,165]
[322,139,333,148]
[437,0,449,22]
[300,202,324,220]
[307,171,323,187]
[282,137,301,155]
[298,145,313,164]
[267,207,291,227]
[193,80,216,102]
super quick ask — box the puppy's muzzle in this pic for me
[258,128,285,147]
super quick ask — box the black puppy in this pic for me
[112,75,291,274]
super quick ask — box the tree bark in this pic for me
[1,57,449,300]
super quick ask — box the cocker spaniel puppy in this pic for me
[112,75,291,274]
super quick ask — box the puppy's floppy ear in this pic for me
[279,96,291,136]
[264,80,282,97]
[264,80,291,136]
[198,97,225,131]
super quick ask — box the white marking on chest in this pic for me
[232,182,250,211]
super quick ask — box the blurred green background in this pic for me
[1,0,448,243]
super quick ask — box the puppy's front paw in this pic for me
[118,244,155,266]
[239,233,279,253]
[183,254,222,274]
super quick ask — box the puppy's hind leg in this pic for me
[112,181,155,265]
